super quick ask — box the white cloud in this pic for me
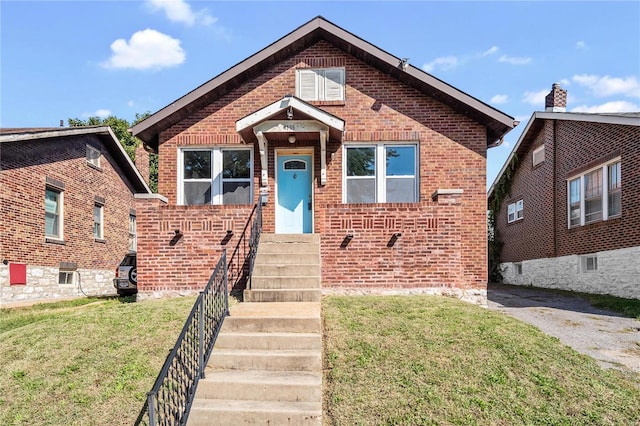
[423,56,459,72]
[499,55,532,65]
[146,0,216,26]
[102,29,185,71]
[571,100,640,113]
[490,94,509,104]
[572,74,640,98]
[559,78,571,86]
[480,46,499,57]
[127,100,135,108]
[576,40,587,49]
[83,109,111,118]
[522,89,548,106]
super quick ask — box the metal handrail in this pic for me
[135,251,228,426]
[227,202,263,292]
[135,202,263,425]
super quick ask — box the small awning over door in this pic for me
[236,95,345,186]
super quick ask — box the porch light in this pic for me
[288,135,296,144]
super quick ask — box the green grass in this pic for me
[0,296,195,425]
[3,294,639,425]
[323,296,640,425]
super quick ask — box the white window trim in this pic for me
[177,146,254,206]
[128,214,137,252]
[567,157,621,228]
[296,67,345,101]
[507,199,524,223]
[45,187,64,240]
[532,145,545,167]
[94,204,104,239]
[342,143,418,204]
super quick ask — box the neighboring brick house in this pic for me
[0,126,151,305]
[131,16,515,303]
[489,84,640,299]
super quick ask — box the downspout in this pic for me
[552,119,558,257]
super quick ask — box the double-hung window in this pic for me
[180,147,253,205]
[94,204,104,239]
[344,144,417,203]
[86,145,101,168]
[507,200,524,223]
[568,159,621,228]
[128,214,137,252]
[296,67,345,102]
[45,188,63,239]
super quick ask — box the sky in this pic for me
[2,1,639,188]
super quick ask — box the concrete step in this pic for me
[258,242,320,255]
[261,234,320,244]
[251,276,321,289]
[195,370,321,401]
[253,263,321,277]
[255,253,319,265]
[244,288,321,303]
[215,332,321,350]
[223,316,320,334]
[209,349,321,372]
[188,399,321,426]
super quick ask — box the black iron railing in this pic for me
[135,251,229,426]
[227,201,262,292]
[135,202,262,426]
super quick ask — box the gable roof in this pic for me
[0,126,151,193]
[131,16,516,151]
[487,111,640,200]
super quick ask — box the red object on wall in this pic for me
[9,263,27,285]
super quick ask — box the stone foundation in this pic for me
[0,264,116,306]
[501,245,640,300]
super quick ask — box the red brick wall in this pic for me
[135,197,253,294]
[143,41,490,292]
[498,119,640,263]
[0,135,138,271]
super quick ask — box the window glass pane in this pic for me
[184,182,212,205]
[222,182,251,205]
[45,190,59,213]
[346,178,375,203]
[584,169,602,199]
[223,150,251,179]
[385,146,415,176]
[569,179,580,203]
[608,191,621,217]
[284,160,306,170]
[608,162,621,190]
[386,177,416,202]
[347,147,375,176]
[94,205,102,238]
[183,151,211,179]
[45,215,58,236]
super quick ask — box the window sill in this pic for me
[507,218,524,225]
[307,100,345,107]
[45,238,65,245]
[94,238,107,244]
[87,162,102,172]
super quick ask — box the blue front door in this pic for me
[276,154,312,234]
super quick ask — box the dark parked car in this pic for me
[113,253,137,296]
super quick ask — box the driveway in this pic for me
[487,284,640,374]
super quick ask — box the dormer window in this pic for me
[296,67,345,101]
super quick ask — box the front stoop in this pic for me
[244,234,321,303]
[187,234,323,426]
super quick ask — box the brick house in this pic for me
[0,126,151,305]
[488,84,640,299]
[131,16,515,303]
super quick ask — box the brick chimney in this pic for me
[545,83,567,112]
[134,143,150,186]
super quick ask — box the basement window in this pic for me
[513,263,522,276]
[580,255,598,273]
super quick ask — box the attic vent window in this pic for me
[532,145,545,167]
[86,145,101,168]
[296,67,345,101]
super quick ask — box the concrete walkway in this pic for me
[488,284,640,373]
